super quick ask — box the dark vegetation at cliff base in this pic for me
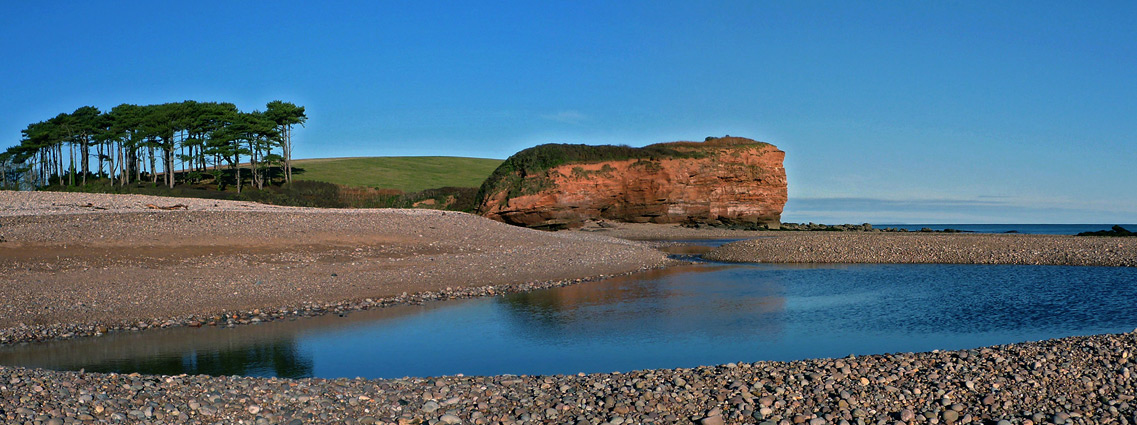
[1078,225,1136,237]
[52,179,479,211]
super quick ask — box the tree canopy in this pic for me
[1,100,306,191]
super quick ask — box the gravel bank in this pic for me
[704,233,1137,267]
[576,221,773,240]
[1,330,1134,425]
[0,191,670,343]
[4,191,1137,425]
[0,190,300,217]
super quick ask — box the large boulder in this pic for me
[475,137,787,229]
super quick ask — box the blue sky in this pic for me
[2,1,1134,223]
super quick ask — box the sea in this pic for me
[870,224,1137,235]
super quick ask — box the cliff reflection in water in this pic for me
[500,264,787,343]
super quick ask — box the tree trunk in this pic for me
[69,142,75,186]
[59,144,64,185]
[116,142,123,186]
[165,144,174,188]
[98,141,107,180]
[247,140,259,190]
[106,142,114,185]
[283,125,292,183]
[149,146,156,183]
[81,136,89,185]
[95,141,102,178]
[134,146,141,183]
[57,143,64,186]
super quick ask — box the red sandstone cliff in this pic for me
[476,137,788,229]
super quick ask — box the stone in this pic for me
[700,414,726,425]
[422,401,440,413]
[440,414,461,424]
[759,396,775,407]
[900,410,915,421]
[942,410,959,423]
[477,137,787,228]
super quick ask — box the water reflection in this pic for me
[500,264,786,342]
[89,341,310,378]
[0,326,313,377]
[0,302,451,378]
[2,262,1136,379]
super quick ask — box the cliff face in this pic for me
[475,137,787,229]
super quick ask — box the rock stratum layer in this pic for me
[476,137,787,229]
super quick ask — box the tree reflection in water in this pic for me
[27,340,314,378]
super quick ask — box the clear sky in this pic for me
[2,1,1134,223]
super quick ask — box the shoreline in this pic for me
[0,264,674,345]
[3,191,1137,424]
[3,330,1134,424]
[702,232,1137,267]
[0,192,672,345]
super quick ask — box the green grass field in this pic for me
[290,156,503,192]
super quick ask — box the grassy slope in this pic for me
[290,156,503,192]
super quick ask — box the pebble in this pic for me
[0,329,1124,425]
[705,233,1137,267]
[0,191,673,345]
[1,193,1136,424]
[700,414,726,425]
[900,409,915,421]
[943,410,959,423]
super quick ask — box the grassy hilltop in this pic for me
[293,156,502,193]
[44,156,504,212]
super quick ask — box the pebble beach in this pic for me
[702,233,1137,267]
[1,191,1135,425]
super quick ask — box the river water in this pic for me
[3,248,1135,379]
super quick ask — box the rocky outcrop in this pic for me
[475,137,787,229]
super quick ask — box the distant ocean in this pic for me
[871,224,1137,235]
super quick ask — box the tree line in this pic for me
[0,100,306,192]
